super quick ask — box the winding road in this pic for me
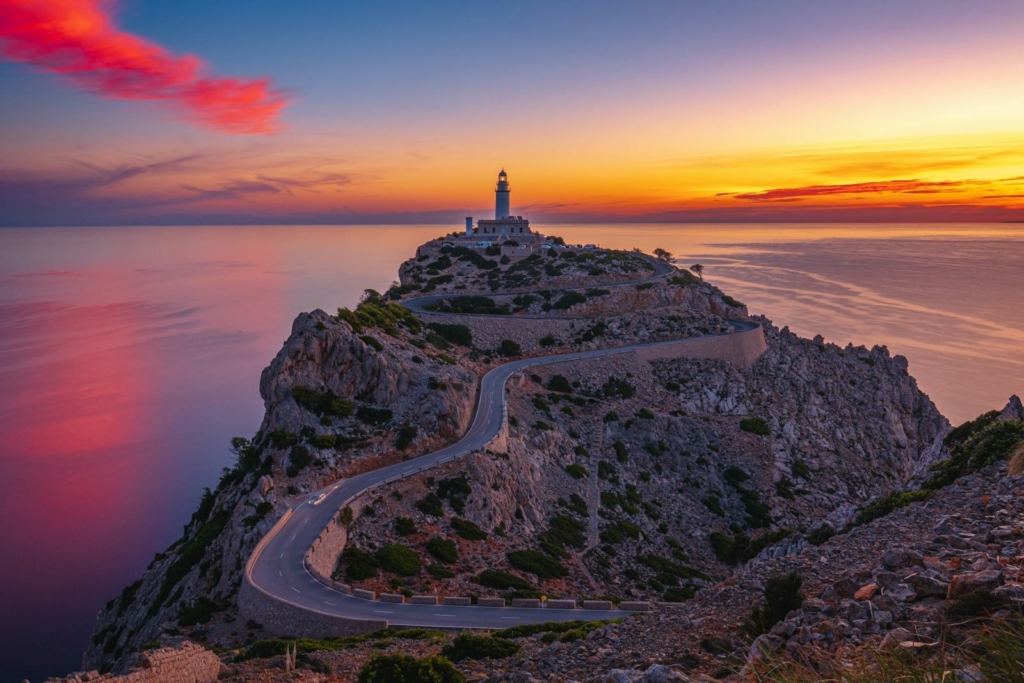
[245,252,761,631]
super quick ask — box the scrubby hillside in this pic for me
[82,235,964,682]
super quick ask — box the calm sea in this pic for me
[1,224,1021,682]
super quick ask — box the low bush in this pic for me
[613,441,628,462]
[451,518,488,541]
[292,387,354,418]
[395,426,417,450]
[426,537,458,564]
[427,564,456,579]
[507,550,568,579]
[395,517,417,536]
[547,375,573,393]
[565,464,588,479]
[474,570,534,591]
[358,653,464,683]
[602,377,635,399]
[552,292,587,310]
[806,524,835,546]
[375,544,421,576]
[636,408,655,419]
[603,411,619,422]
[286,445,312,477]
[497,339,521,357]
[360,334,384,351]
[538,334,558,347]
[340,547,378,581]
[177,597,223,626]
[427,323,473,347]
[742,571,804,638]
[441,633,519,662]
[740,417,770,436]
[416,493,444,517]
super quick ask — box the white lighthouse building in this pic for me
[466,169,532,237]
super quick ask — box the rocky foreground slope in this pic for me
[66,237,1024,683]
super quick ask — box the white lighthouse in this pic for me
[495,168,511,219]
[470,169,532,237]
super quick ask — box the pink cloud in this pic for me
[0,0,288,133]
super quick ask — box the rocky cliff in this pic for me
[82,305,478,672]
[82,237,974,682]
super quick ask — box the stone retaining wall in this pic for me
[48,642,219,683]
[238,579,386,638]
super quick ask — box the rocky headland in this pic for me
[62,235,1024,683]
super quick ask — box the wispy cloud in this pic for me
[0,0,289,133]
[734,179,971,201]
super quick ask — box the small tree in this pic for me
[338,506,354,528]
[743,571,804,638]
[653,247,674,263]
[690,264,704,280]
[359,288,385,306]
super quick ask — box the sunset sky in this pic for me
[2,0,1024,226]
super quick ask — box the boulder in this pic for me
[947,570,1004,599]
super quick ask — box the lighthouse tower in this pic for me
[472,168,531,237]
[495,169,511,219]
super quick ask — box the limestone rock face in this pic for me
[999,394,1023,422]
[259,309,475,440]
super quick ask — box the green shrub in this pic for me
[358,653,464,683]
[474,570,534,591]
[427,564,456,579]
[360,334,384,351]
[286,445,312,477]
[602,377,635,399]
[547,375,573,393]
[394,426,417,450]
[340,547,378,581]
[568,493,588,516]
[702,496,725,517]
[743,571,804,638]
[426,537,458,564]
[451,518,488,541]
[613,441,628,462]
[598,461,617,480]
[416,493,444,517]
[663,586,695,603]
[791,459,811,480]
[534,421,553,431]
[493,619,612,640]
[565,464,588,479]
[553,292,587,310]
[636,408,655,419]
[603,411,619,422]
[507,550,568,579]
[427,323,473,347]
[573,444,589,456]
[375,544,422,576]
[395,517,417,536]
[854,489,932,526]
[924,415,1024,490]
[291,387,354,418]
[740,417,770,436]
[497,339,522,357]
[806,524,835,546]
[436,476,471,514]
[441,633,519,662]
[177,596,223,626]
[538,334,558,347]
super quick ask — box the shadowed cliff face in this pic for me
[82,307,478,671]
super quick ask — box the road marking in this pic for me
[279,552,284,559]
[437,613,456,617]
[278,570,282,577]
[373,610,393,614]
[291,587,301,594]
[324,601,337,606]
[501,617,521,620]
[290,533,297,540]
